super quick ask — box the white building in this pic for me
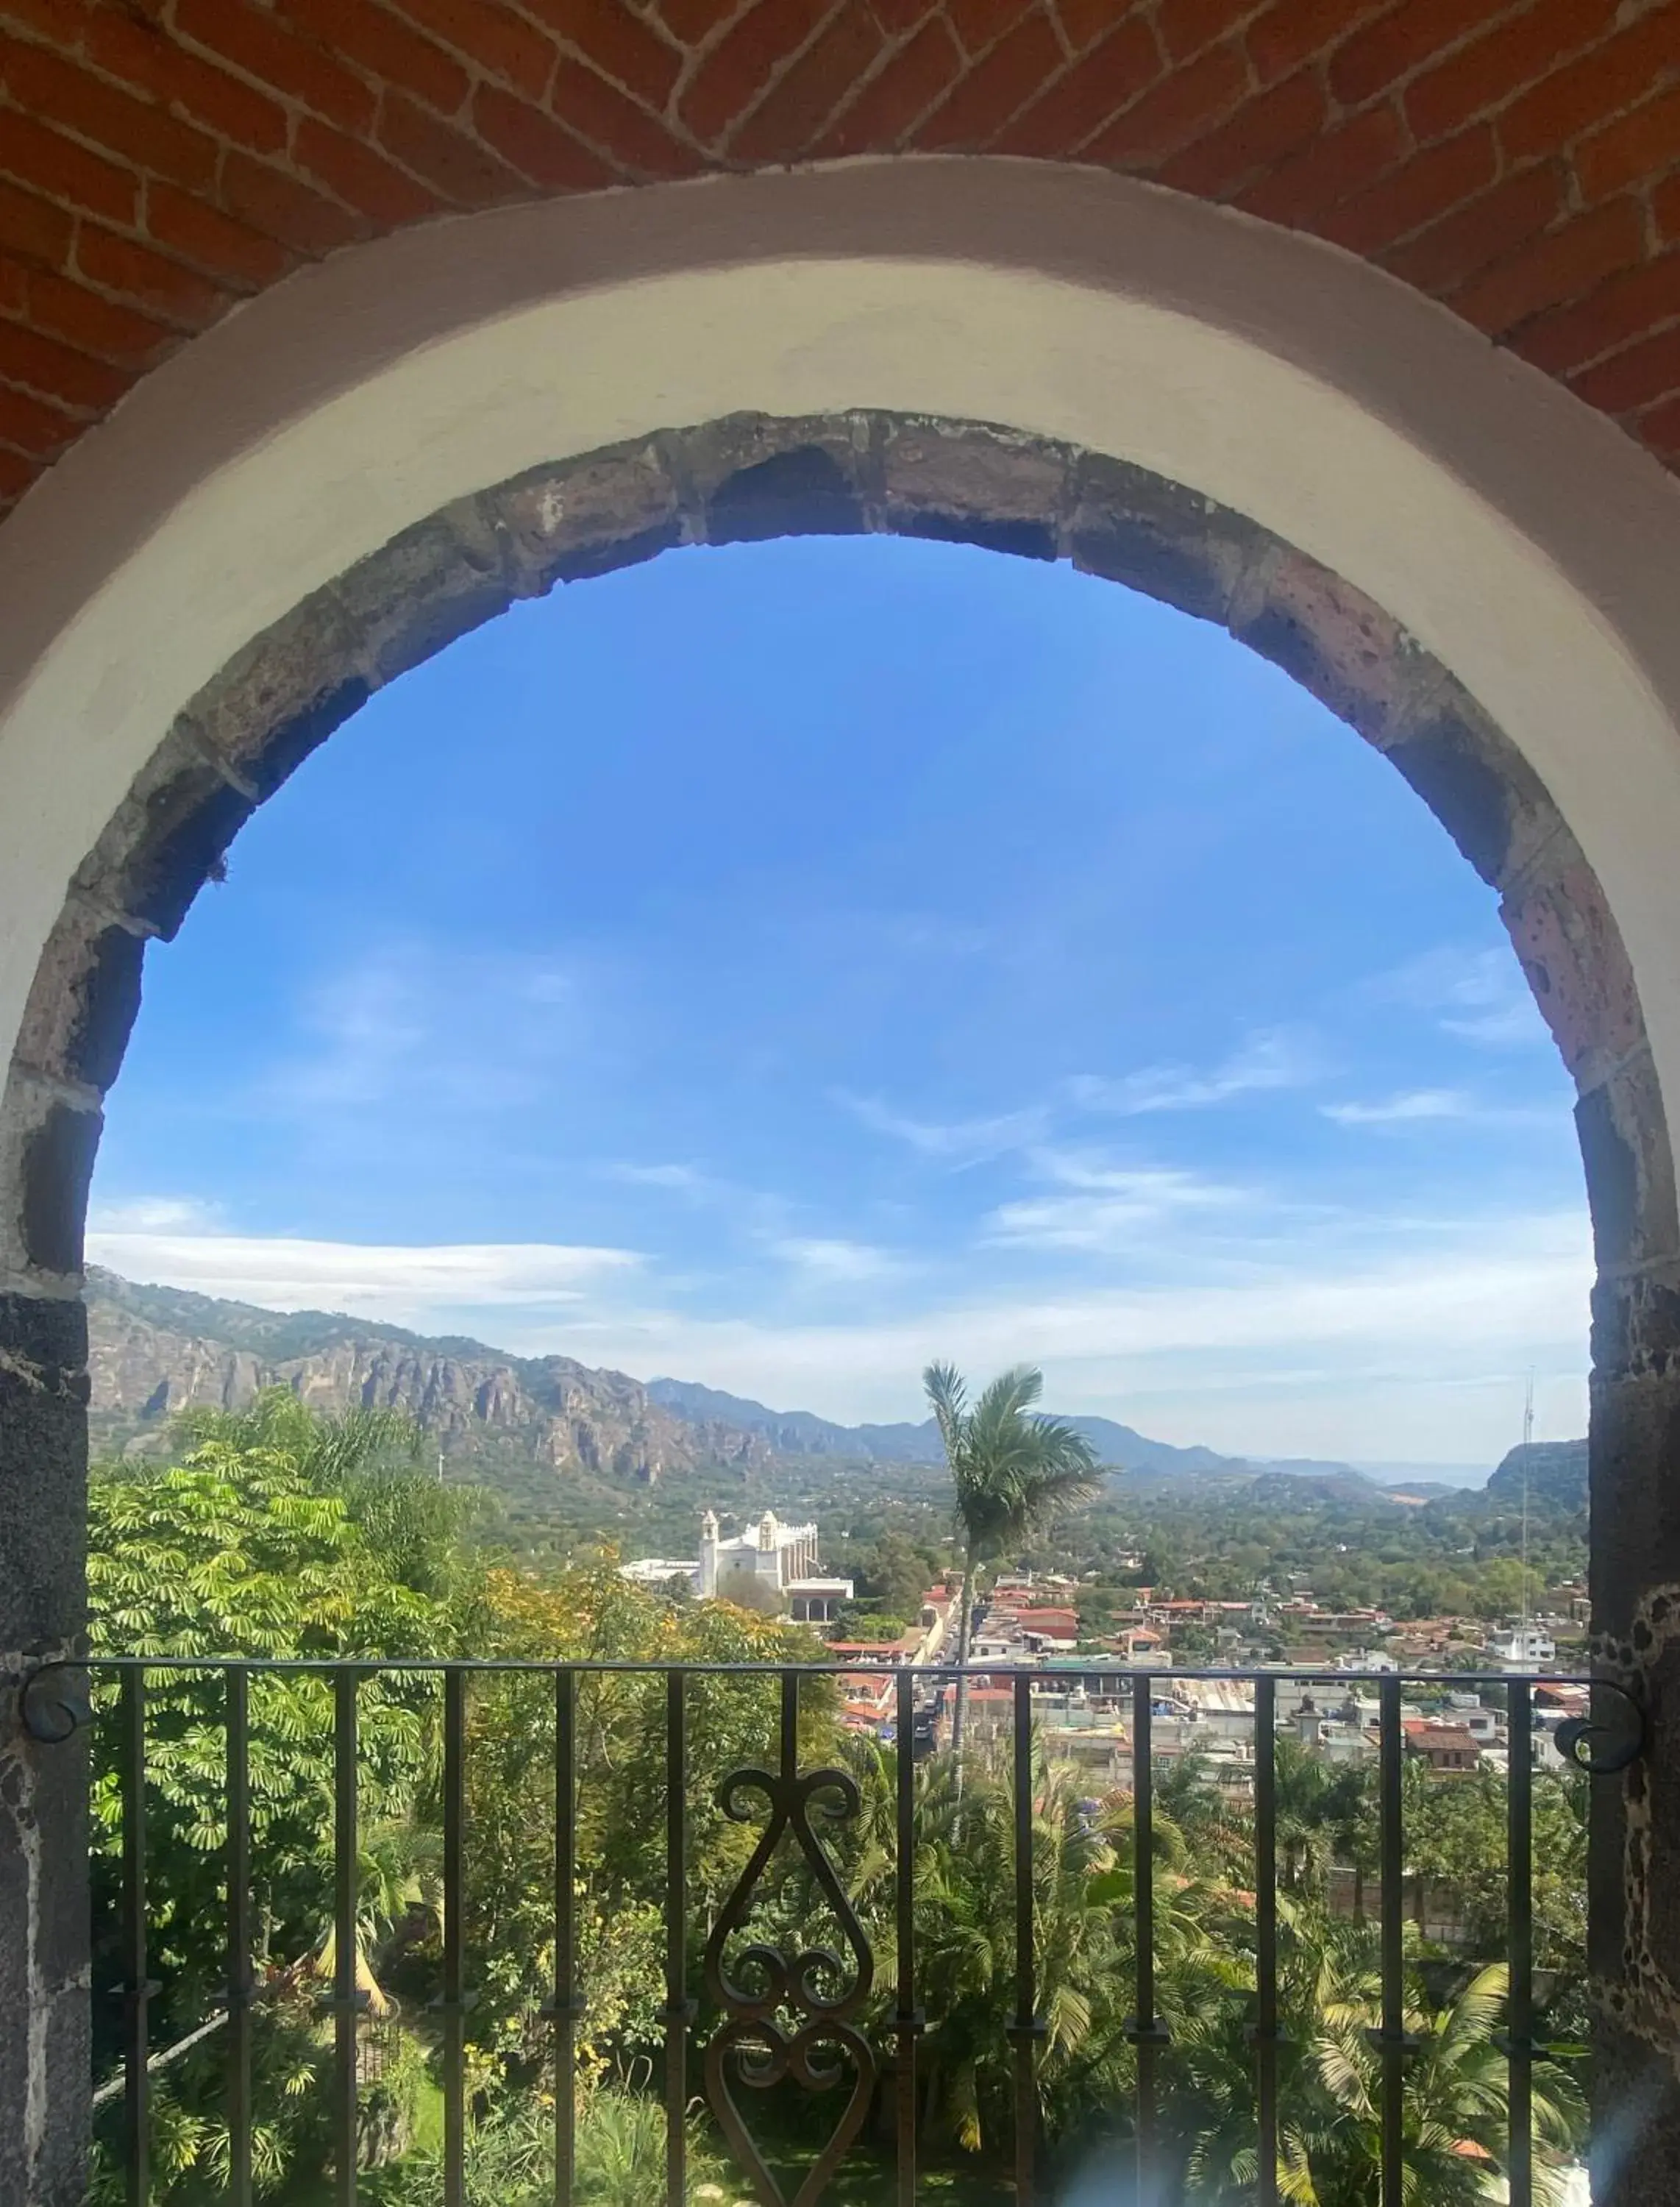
[700,1507,816,1599]
[1442,1692,1506,1746]
[787,1579,855,1625]
[1492,1624,1557,1668]
[620,1510,853,1621]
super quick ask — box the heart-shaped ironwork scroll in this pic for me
[702,1763,878,2207]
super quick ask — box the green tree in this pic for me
[86,1402,469,2200]
[923,1362,1102,1751]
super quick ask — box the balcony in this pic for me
[42,1657,1616,2207]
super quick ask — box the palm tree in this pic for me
[1168,1914,1588,2207]
[310,1810,442,2018]
[1271,1735,1336,1892]
[1300,1958,1587,2205]
[174,1387,423,1486]
[923,1362,1103,1752]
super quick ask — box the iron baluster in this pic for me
[1506,1678,1534,2207]
[893,1668,920,2207]
[665,1669,690,2207]
[441,1666,468,2207]
[553,1667,581,2207]
[1253,1673,1278,2207]
[225,1666,253,2207]
[1008,1672,1042,2207]
[1372,1674,1411,2207]
[121,1666,152,2207]
[334,1666,360,2207]
[1126,1680,1167,2196]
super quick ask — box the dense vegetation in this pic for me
[87,1394,1588,2204]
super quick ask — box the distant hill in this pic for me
[1062,1416,1253,1477]
[644,1378,938,1464]
[1485,1438,1589,1514]
[647,1381,1284,1479]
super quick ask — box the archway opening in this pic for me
[90,521,1592,1480]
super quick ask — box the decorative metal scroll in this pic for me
[702,1760,877,2207]
[1556,1679,1646,1774]
[18,1660,90,1744]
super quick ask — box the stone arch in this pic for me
[5,159,1680,2203]
[11,427,1673,2125]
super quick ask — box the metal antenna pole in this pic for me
[1521,1373,1534,1645]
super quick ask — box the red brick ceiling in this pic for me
[1,0,1679,522]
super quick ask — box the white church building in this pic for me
[620,1508,853,1623]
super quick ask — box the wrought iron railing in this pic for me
[22,1657,1642,2207]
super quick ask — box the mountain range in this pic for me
[85,1268,1530,1509]
[642,1376,1239,1478]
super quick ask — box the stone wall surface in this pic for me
[0,1293,88,2207]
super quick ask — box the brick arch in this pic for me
[1,1,1680,526]
[3,412,1679,2200]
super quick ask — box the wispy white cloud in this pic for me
[270,948,430,1112]
[518,965,578,1008]
[527,1206,1593,1459]
[89,1195,224,1234]
[835,1091,1050,1165]
[1442,1001,1546,1048]
[1323,1089,1477,1127]
[602,1163,800,1258]
[770,1237,903,1284]
[604,1162,719,1198]
[1372,945,1548,1051]
[1322,1088,1548,1129]
[832,1031,1323,1174]
[85,1230,641,1325]
[259,941,599,1122]
[986,1153,1247,1253]
[1069,1028,1324,1117]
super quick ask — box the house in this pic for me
[836,1673,895,1732]
[1404,1723,1481,1775]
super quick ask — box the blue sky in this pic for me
[89,537,1590,1465]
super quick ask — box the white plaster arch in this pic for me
[2,154,1679,1121]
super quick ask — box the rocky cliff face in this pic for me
[85,1269,1329,1499]
[86,1269,775,1488]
